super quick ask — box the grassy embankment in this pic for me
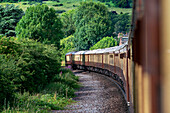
[0,0,132,14]
[2,68,80,113]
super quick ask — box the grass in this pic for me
[2,92,75,113]
[0,0,132,14]
[2,68,80,113]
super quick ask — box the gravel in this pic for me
[52,70,129,113]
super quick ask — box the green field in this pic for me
[0,0,132,14]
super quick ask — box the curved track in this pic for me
[53,70,128,113]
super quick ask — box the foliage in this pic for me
[0,4,24,36]
[15,5,63,47]
[0,55,20,110]
[0,36,80,112]
[0,36,61,110]
[90,36,117,50]
[52,68,79,94]
[61,9,76,37]
[73,2,112,50]
[97,0,133,8]
[1,68,79,112]
[16,38,61,93]
[60,35,75,61]
[114,13,131,34]
[0,0,43,3]
[2,82,77,112]
[0,1,132,14]
[56,9,66,13]
[109,11,131,35]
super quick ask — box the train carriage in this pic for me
[85,49,99,70]
[65,0,170,112]
[74,51,85,69]
[103,47,117,72]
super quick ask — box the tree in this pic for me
[73,2,112,50]
[0,4,24,37]
[61,9,76,37]
[90,36,117,50]
[114,13,131,34]
[15,5,63,47]
[60,35,75,61]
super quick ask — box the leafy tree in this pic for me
[0,55,20,110]
[15,5,63,47]
[90,36,117,50]
[0,36,62,110]
[60,35,75,61]
[0,36,61,93]
[0,4,24,36]
[73,2,112,50]
[114,13,131,34]
[61,9,76,37]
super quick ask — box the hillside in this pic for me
[0,0,132,14]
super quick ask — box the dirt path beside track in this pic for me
[52,70,129,113]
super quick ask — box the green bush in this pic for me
[97,0,132,8]
[0,36,61,110]
[42,68,80,97]
[90,36,117,50]
[15,38,61,93]
[56,10,66,13]
[1,68,79,112]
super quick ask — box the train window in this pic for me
[90,55,94,62]
[75,55,80,61]
[103,55,105,63]
[66,56,70,61]
[110,55,113,58]
[115,54,118,56]
[98,55,101,63]
[105,54,108,64]
[128,50,130,59]
[85,55,88,62]
[120,53,124,59]
[110,55,113,64]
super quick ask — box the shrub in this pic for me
[56,10,66,13]
[0,36,81,112]
[53,4,63,7]
[90,36,117,50]
[22,3,27,5]
[73,5,77,7]
[15,38,61,93]
[0,36,61,110]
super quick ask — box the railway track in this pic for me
[52,70,128,113]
